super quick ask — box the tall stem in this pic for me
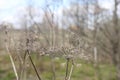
[68,60,74,80]
[65,58,70,80]
[26,38,42,80]
[5,28,19,80]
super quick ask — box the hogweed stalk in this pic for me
[4,26,19,80]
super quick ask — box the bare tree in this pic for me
[96,0,120,80]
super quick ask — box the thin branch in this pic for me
[4,27,19,80]
[28,50,42,80]
[68,60,74,80]
[65,58,70,80]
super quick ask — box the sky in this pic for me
[0,0,114,28]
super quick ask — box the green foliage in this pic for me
[0,71,15,80]
[0,55,116,80]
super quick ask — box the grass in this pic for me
[0,54,116,80]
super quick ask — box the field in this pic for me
[0,53,116,80]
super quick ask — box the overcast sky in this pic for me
[0,0,114,27]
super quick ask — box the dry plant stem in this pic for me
[26,49,42,80]
[65,58,70,80]
[26,39,42,80]
[11,38,23,80]
[68,60,74,80]
[5,44,19,80]
[20,54,28,80]
[5,31,19,80]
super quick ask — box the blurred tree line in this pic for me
[0,0,120,80]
